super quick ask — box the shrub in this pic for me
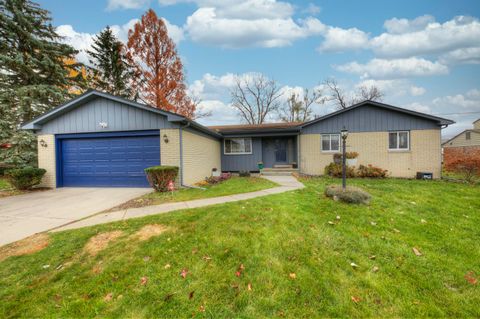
[444,150,480,183]
[357,164,388,178]
[324,163,356,178]
[0,163,15,176]
[205,172,232,185]
[239,170,251,177]
[324,185,371,204]
[5,166,46,190]
[333,153,342,164]
[144,166,179,192]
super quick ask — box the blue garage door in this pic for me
[60,135,160,187]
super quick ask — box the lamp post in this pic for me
[340,127,349,191]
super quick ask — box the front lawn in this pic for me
[108,176,278,210]
[0,177,10,190]
[0,177,479,317]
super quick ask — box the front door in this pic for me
[274,139,287,163]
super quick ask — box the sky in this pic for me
[38,0,480,137]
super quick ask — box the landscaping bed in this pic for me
[0,177,479,317]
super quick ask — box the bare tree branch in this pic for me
[324,78,348,109]
[230,74,283,124]
[324,78,384,109]
[277,87,326,122]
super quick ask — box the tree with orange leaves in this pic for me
[127,9,195,118]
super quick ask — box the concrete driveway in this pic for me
[0,188,151,246]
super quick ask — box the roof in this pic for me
[208,122,302,134]
[442,129,480,146]
[474,118,480,124]
[21,89,222,138]
[301,100,455,128]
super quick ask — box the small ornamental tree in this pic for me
[144,166,179,192]
[444,150,480,183]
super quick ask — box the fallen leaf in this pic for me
[421,219,427,224]
[192,248,198,254]
[289,273,296,279]
[369,255,376,260]
[199,305,206,312]
[164,292,176,301]
[104,293,113,302]
[117,294,123,300]
[143,256,151,262]
[410,201,416,205]
[235,271,241,277]
[350,262,359,268]
[164,263,171,269]
[140,276,148,285]
[412,247,422,256]
[370,221,377,226]
[55,264,63,270]
[247,283,252,291]
[351,296,361,303]
[372,266,379,273]
[465,271,478,285]
[336,215,341,220]
[189,291,195,299]
[181,268,188,278]
[328,221,335,225]
[202,255,211,261]
[42,264,50,269]
[393,228,401,233]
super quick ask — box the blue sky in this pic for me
[39,0,480,137]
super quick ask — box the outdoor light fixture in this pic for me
[99,121,108,128]
[39,139,48,148]
[341,127,349,191]
[163,134,169,143]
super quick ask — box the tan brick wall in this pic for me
[37,134,56,188]
[160,129,181,186]
[182,130,221,185]
[474,121,480,130]
[443,131,480,148]
[300,129,442,178]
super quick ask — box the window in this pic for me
[321,134,340,152]
[466,132,471,140]
[389,131,409,150]
[224,138,252,155]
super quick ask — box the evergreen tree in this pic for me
[0,0,81,166]
[87,26,133,97]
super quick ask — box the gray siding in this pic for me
[39,97,176,134]
[221,138,262,172]
[302,105,439,134]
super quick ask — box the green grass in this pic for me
[110,176,278,210]
[0,177,10,190]
[1,177,479,318]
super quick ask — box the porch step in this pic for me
[273,164,293,168]
[261,168,299,176]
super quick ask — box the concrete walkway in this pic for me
[53,176,304,232]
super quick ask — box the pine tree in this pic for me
[87,26,133,97]
[0,0,82,166]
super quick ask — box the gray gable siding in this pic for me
[302,105,439,134]
[39,97,176,134]
[221,138,262,172]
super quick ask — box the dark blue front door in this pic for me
[60,135,160,187]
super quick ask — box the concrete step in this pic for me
[261,168,299,176]
[273,164,293,168]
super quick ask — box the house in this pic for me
[442,119,480,151]
[22,90,454,188]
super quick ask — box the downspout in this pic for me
[439,124,449,179]
[179,121,207,190]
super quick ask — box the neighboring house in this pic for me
[442,119,480,151]
[22,90,454,188]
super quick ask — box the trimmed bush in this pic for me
[204,172,232,185]
[324,162,356,178]
[5,166,46,190]
[239,170,251,177]
[345,152,359,159]
[144,166,179,192]
[357,164,388,178]
[324,185,371,204]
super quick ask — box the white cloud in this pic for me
[195,100,240,125]
[304,3,321,15]
[383,15,435,34]
[410,86,426,96]
[404,102,431,113]
[336,57,449,79]
[107,0,150,10]
[318,26,369,52]
[57,18,184,65]
[371,16,480,58]
[439,47,480,65]
[433,89,480,109]
[56,25,95,65]
[185,8,324,48]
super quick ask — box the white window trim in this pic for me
[224,138,253,155]
[321,134,341,152]
[388,131,410,151]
